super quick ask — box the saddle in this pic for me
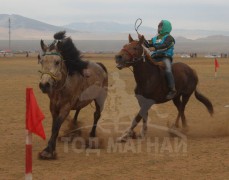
[147,57,166,70]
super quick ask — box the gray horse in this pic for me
[38,31,108,159]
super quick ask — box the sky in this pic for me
[1,0,229,31]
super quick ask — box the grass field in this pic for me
[0,54,228,179]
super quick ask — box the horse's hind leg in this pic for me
[64,108,81,139]
[73,109,81,125]
[90,100,101,137]
[173,95,182,128]
[180,94,191,128]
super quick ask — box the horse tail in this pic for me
[96,62,108,90]
[194,89,214,116]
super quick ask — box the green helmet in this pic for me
[158,20,172,35]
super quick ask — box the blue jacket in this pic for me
[151,34,175,59]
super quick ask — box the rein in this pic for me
[38,70,60,81]
[55,70,69,91]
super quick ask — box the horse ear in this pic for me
[40,40,48,52]
[128,34,134,43]
[139,35,145,45]
[49,40,57,51]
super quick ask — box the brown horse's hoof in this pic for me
[116,137,127,143]
[38,150,57,160]
[116,130,136,143]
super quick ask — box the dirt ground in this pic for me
[0,54,228,180]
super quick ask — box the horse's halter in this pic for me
[121,44,146,66]
[38,52,63,82]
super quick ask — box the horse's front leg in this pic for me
[117,95,155,142]
[137,95,155,138]
[117,113,142,142]
[139,112,148,138]
[39,104,70,160]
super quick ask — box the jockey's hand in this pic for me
[149,47,156,51]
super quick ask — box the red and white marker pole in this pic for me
[25,130,32,180]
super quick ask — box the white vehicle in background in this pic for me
[0,50,12,57]
[0,50,13,57]
[181,54,191,58]
[204,54,221,58]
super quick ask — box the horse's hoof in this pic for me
[116,130,136,143]
[137,133,146,139]
[38,150,57,160]
[116,137,127,143]
[131,132,137,139]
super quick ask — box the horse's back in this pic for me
[87,61,108,86]
[69,61,108,110]
[172,62,194,74]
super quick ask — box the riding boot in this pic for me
[165,71,176,99]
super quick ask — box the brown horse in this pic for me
[38,31,108,159]
[115,34,213,142]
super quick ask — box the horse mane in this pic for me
[143,49,165,69]
[54,31,88,76]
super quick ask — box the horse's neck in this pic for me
[48,73,83,101]
[133,57,161,84]
[48,66,74,97]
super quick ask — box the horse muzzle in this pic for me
[115,55,125,70]
[39,82,51,93]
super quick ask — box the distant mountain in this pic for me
[0,14,71,32]
[0,14,228,40]
[64,21,153,33]
[0,14,229,53]
[64,21,229,39]
[0,14,75,40]
[172,29,229,40]
[195,35,229,43]
[175,35,229,53]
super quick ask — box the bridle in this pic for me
[121,45,146,66]
[38,52,69,91]
[38,52,63,81]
